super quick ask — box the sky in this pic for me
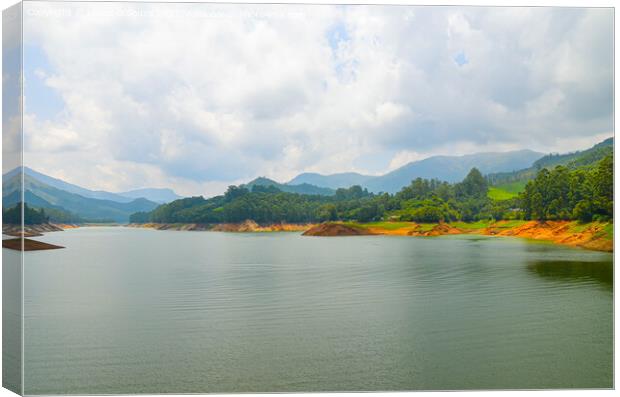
[20,2,613,197]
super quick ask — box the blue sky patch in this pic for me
[24,44,65,121]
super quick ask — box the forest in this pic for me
[3,203,50,225]
[129,153,613,225]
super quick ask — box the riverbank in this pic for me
[130,219,613,252]
[304,220,613,252]
[129,220,314,232]
[2,223,76,251]
[2,223,77,237]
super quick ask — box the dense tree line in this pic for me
[520,154,613,222]
[131,168,497,224]
[3,203,49,225]
[2,203,93,225]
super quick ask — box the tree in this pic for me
[456,168,488,199]
[224,186,249,202]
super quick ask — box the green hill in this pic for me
[244,177,335,196]
[2,173,159,223]
[487,138,613,187]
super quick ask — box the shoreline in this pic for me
[2,220,612,253]
[305,220,614,253]
[2,223,75,237]
[129,220,613,252]
[128,220,315,233]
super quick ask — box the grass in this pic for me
[360,221,415,230]
[348,219,528,231]
[343,221,437,231]
[494,220,528,228]
[568,221,614,241]
[497,180,528,193]
[451,220,492,230]
[417,223,438,231]
[568,222,591,233]
[488,187,517,201]
[488,180,528,201]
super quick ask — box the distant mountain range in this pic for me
[287,149,544,194]
[2,167,181,223]
[10,167,182,204]
[116,188,181,204]
[228,141,611,197]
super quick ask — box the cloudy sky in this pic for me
[22,2,613,196]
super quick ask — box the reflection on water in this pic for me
[527,260,613,290]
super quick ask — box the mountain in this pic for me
[118,188,181,204]
[287,172,374,190]
[487,137,613,186]
[244,177,335,196]
[532,137,613,170]
[286,149,544,194]
[17,167,136,202]
[2,172,159,223]
[3,167,182,204]
[365,150,544,193]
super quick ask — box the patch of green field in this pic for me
[494,220,528,228]
[591,222,614,241]
[417,223,438,231]
[498,180,528,193]
[362,221,415,230]
[488,187,517,201]
[568,222,614,241]
[488,181,527,201]
[341,221,369,230]
[346,221,440,231]
[451,220,492,230]
[569,222,591,233]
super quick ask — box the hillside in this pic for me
[244,177,335,196]
[3,167,182,204]
[487,137,613,186]
[363,149,543,193]
[287,172,374,190]
[2,173,159,223]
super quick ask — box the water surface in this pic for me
[20,227,613,393]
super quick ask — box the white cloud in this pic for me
[21,3,613,196]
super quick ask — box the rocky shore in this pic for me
[303,221,613,252]
[302,223,373,236]
[2,223,68,237]
[2,223,74,251]
[130,219,613,252]
[129,220,314,233]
